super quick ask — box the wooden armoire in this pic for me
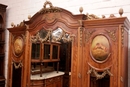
[0,3,7,87]
[7,1,129,87]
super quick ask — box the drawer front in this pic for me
[30,80,45,86]
[54,76,62,82]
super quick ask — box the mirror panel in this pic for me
[39,29,48,39]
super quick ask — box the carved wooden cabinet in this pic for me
[7,1,129,87]
[0,3,7,87]
[7,1,85,87]
[79,17,130,87]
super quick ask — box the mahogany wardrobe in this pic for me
[7,1,130,87]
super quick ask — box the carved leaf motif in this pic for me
[105,29,116,41]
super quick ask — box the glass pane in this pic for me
[52,45,58,59]
[31,43,40,59]
[31,62,40,74]
[44,44,50,59]
[31,62,54,75]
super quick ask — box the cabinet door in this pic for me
[46,84,54,87]
[54,81,62,87]
[45,78,54,87]
[54,76,62,87]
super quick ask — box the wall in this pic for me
[0,0,130,86]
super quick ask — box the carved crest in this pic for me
[39,1,62,14]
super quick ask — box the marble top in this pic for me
[31,71,65,80]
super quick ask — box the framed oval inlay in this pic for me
[90,35,110,63]
[13,36,24,57]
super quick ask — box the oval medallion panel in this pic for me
[90,35,110,63]
[13,36,24,57]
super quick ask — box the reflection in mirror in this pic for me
[31,62,54,75]
[44,44,50,59]
[39,29,48,39]
[31,28,72,43]
[52,28,63,42]
[31,43,40,59]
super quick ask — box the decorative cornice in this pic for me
[86,13,100,20]
[11,21,27,28]
[85,8,124,20]
[0,4,7,12]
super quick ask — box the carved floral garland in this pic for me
[12,61,23,69]
[31,30,72,43]
[87,68,113,80]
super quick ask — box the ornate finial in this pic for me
[39,1,62,14]
[28,15,31,20]
[119,8,123,17]
[11,22,15,27]
[44,1,53,8]
[109,14,115,18]
[102,15,106,18]
[79,7,83,14]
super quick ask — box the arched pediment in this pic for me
[24,1,86,34]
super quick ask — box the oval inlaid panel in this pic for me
[90,35,110,62]
[13,36,24,56]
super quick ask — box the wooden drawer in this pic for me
[30,80,45,87]
[54,76,62,82]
